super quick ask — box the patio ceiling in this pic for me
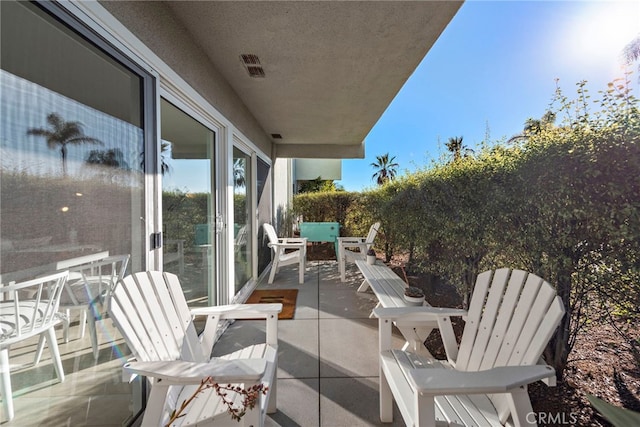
[163,1,463,159]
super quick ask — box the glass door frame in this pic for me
[229,135,271,303]
[158,89,223,306]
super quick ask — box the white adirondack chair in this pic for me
[337,221,380,282]
[263,223,307,284]
[60,254,130,359]
[108,271,282,427]
[375,268,565,427]
[0,271,68,422]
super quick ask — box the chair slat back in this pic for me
[365,222,381,244]
[457,268,565,372]
[0,271,68,344]
[455,268,565,424]
[263,223,279,246]
[109,271,206,363]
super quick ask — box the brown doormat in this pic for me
[246,289,298,319]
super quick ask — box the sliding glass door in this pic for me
[161,98,217,306]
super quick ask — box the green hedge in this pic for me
[292,79,640,377]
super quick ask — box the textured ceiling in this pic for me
[163,1,462,158]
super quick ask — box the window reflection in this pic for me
[0,1,146,423]
[233,147,252,293]
[0,70,144,274]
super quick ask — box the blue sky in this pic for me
[339,0,640,192]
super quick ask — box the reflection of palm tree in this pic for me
[139,141,171,175]
[445,136,474,162]
[27,112,101,176]
[160,141,171,175]
[86,148,130,169]
[233,158,246,188]
[370,153,399,185]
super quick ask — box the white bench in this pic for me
[354,260,437,354]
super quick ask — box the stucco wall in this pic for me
[99,1,272,156]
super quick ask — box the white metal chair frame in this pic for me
[0,270,69,422]
[263,223,307,284]
[59,254,129,359]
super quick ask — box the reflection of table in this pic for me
[299,222,340,258]
[0,251,108,286]
[10,244,101,254]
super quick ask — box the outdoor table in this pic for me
[299,222,340,258]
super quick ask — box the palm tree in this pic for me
[622,35,640,64]
[445,136,474,162]
[507,111,556,144]
[27,112,101,175]
[370,153,399,185]
[622,34,640,82]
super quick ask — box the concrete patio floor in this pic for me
[214,260,405,427]
[2,259,405,426]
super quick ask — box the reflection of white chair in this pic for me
[108,271,282,426]
[263,223,307,284]
[375,268,565,427]
[163,239,184,274]
[0,271,68,422]
[234,224,249,261]
[337,222,380,282]
[60,255,129,359]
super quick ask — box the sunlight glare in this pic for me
[560,2,639,78]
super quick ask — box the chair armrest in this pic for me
[124,359,267,385]
[281,237,307,244]
[376,306,467,364]
[269,238,307,250]
[340,242,370,251]
[191,303,283,320]
[338,237,366,245]
[407,365,556,395]
[373,306,467,321]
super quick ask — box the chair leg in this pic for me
[79,309,87,339]
[298,255,304,284]
[45,327,65,383]
[380,368,393,422]
[1,348,14,421]
[268,258,279,284]
[87,307,99,360]
[267,375,277,414]
[34,334,46,365]
[63,308,71,343]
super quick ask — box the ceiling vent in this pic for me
[240,54,265,78]
[271,133,282,139]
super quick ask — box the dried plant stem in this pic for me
[165,377,268,426]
